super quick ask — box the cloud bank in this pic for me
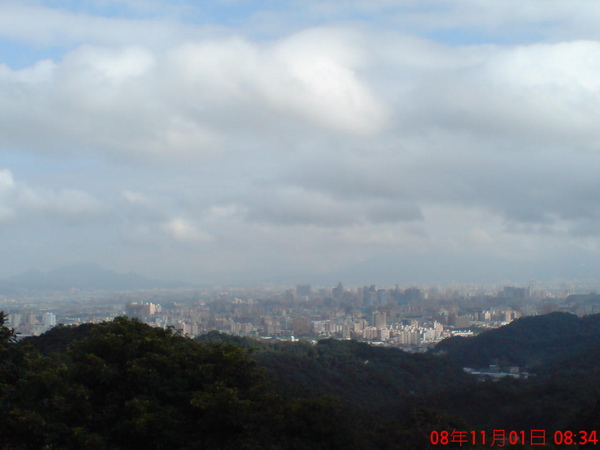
[0,1,599,284]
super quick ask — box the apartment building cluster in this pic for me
[110,288,527,350]
[1,282,566,347]
[6,311,56,336]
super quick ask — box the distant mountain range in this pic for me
[0,263,192,292]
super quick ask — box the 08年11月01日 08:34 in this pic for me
[430,429,599,446]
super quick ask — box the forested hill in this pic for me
[1,315,473,449]
[428,311,600,432]
[433,311,600,370]
[7,312,600,448]
[198,333,472,413]
[200,314,600,434]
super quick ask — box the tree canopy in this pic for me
[1,317,290,449]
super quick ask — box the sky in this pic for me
[2,0,600,286]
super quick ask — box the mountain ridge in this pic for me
[1,262,192,292]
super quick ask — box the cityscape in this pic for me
[4,0,600,447]
[4,278,599,351]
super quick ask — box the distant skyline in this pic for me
[2,1,600,285]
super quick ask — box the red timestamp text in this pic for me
[553,430,598,446]
[429,429,599,446]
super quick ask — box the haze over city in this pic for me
[1,1,600,285]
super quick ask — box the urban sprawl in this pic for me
[3,281,599,351]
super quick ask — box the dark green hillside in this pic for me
[252,338,472,413]
[196,332,473,413]
[3,317,375,449]
[434,311,600,369]
[196,314,600,437]
[11,312,600,448]
[2,317,288,449]
[429,312,600,431]
[4,315,473,449]
[27,322,97,355]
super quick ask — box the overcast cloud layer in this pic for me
[1,0,600,286]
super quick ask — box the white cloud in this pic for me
[0,168,107,225]
[122,190,150,206]
[0,27,387,162]
[0,169,15,191]
[0,2,200,48]
[267,28,388,135]
[63,45,156,81]
[162,218,213,244]
[18,187,107,221]
[167,29,388,136]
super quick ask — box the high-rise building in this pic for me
[292,317,311,336]
[42,312,57,328]
[373,312,387,329]
[363,285,377,305]
[332,282,344,300]
[452,315,470,328]
[296,284,312,296]
[126,302,161,318]
[8,313,21,328]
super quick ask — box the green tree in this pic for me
[0,311,16,346]
[0,317,288,449]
